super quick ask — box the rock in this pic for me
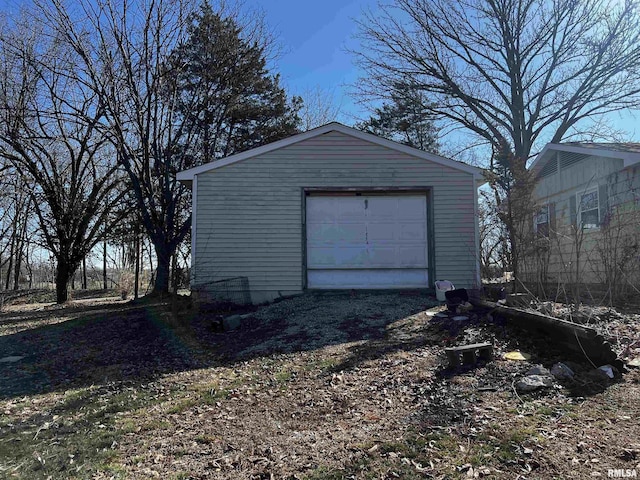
[526,364,551,377]
[504,351,531,361]
[222,313,254,331]
[551,362,575,381]
[516,374,554,392]
[597,365,615,379]
[516,365,555,392]
[0,356,25,363]
[223,315,243,331]
[628,357,640,368]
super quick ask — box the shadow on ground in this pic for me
[0,292,440,400]
[0,299,197,399]
[0,290,616,402]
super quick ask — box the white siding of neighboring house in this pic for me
[194,130,478,303]
[528,153,640,285]
[534,154,623,200]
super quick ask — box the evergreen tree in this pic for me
[357,85,439,153]
[165,3,302,165]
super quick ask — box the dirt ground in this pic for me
[0,291,639,479]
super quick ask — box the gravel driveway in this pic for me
[212,291,441,360]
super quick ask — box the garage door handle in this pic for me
[364,199,368,209]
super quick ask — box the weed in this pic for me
[201,388,229,403]
[274,368,293,383]
[194,434,217,444]
[165,397,198,414]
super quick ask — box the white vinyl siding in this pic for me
[194,131,477,302]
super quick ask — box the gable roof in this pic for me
[562,142,640,154]
[530,142,640,176]
[177,122,483,188]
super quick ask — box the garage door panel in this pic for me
[397,246,428,267]
[307,247,338,267]
[337,197,364,220]
[333,246,369,266]
[307,198,336,221]
[336,223,366,242]
[306,224,333,244]
[367,246,397,267]
[307,223,366,244]
[366,198,396,218]
[397,197,427,219]
[400,223,427,241]
[367,223,396,241]
[308,246,369,268]
[308,269,429,289]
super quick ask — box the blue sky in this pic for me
[3,0,639,151]
[245,0,639,156]
[245,0,377,124]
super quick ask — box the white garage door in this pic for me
[306,194,429,288]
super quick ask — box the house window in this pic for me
[578,189,599,229]
[534,205,549,236]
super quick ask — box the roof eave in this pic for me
[176,122,482,180]
[531,143,640,174]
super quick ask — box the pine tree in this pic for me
[164,3,301,165]
[357,84,439,153]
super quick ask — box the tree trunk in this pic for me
[171,253,178,319]
[13,242,22,290]
[153,243,171,295]
[82,257,87,289]
[55,259,73,304]
[147,240,154,295]
[134,228,140,299]
[103,238,107,290]
[5,233,14,290]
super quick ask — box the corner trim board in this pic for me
[191,174,197,286]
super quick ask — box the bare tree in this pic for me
[0,169,35,290]
[298,86,342,130]
[354,0,640,282]
[45,0,300,294]
[478,190,508,279]
[0,20,125,303]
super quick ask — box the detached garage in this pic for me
[177,123,484,304]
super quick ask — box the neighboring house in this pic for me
[177,122,484,304]
[525,142,640,296]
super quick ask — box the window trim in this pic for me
[577,187,600,230]
[533,203,550,236]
